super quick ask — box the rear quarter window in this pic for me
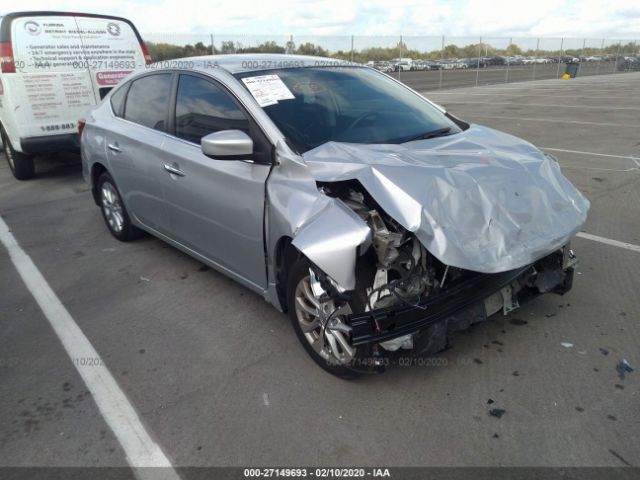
[110,83,129,117]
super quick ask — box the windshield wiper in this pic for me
[404,127,456,143]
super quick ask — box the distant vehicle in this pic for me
[0,11,150,180]
[390,58,413,71]
[484,56,505,66]
[618,57,640,71]
[505,56,524,65]
[372,61,393,73]
[393,61,412,72]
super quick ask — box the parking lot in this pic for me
[1,71,639,474]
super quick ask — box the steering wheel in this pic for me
[346,112,378,131]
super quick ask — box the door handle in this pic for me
[164,164,185,177]
[107,143,122,153]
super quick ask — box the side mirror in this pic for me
[201,130,253,160]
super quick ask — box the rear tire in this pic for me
[97,172,143,241]
[1,129,35,180]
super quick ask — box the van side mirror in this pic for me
[201,130,253,160]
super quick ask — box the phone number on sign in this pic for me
[244,468,391,477]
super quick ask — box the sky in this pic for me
[2,0,639,40]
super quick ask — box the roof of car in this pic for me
[162,54,355,75]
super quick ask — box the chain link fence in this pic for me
[141,34,640,91]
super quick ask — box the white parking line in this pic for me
[465,114,638,128]
[577,232,640,253]
[440,101,638,111]
[0,217,180,480]
[425,92,636,99]
[541,148,640,162]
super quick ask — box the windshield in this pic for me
[235,67,461,153]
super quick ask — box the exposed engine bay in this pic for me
[314,180,577,370]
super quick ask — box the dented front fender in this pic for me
[291,200,371,290]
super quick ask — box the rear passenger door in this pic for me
[160,73,272,289]
[106,73,172,234]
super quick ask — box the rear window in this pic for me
[124,74,172,131]
[11,15,145,73]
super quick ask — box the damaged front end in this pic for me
[296,181,579,373]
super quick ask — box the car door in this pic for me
[106,73,172,234]
[160,73,272,289]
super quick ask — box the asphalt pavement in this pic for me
[0,71,638,473]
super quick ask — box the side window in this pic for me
[110,83,129,117]
[175,74,249,144]
[124,74,172,131]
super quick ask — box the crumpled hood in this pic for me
[302,124,590,273]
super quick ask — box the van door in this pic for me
[73,16,147,101]
[9,15,96,141]
[8,14,147,144]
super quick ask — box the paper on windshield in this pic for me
[242,75,295,107]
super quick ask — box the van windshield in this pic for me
[235,67,460,153]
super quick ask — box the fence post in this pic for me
[578,38,586,75]
[475,36,481,86]
[505,37,511,83]
[398,35,403,81]
[350,35,354,63]
[439,35,444,89]
[556,37,564,78]
[612,41,620,73]
[596,38,604,75]
[532,38,540,80]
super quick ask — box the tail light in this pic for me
[0,42,16,73]
[78,118,86,138]
[140,42,152,65]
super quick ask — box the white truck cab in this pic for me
[0,11,150,179]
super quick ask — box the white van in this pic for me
[0,11,151,179]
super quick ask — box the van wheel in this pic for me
[97,172,143,241]
[1,129,35,180]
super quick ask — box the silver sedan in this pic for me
[81,54,589,377]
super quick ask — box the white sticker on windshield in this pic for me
[242,74,295,107]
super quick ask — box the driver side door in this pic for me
[159,73,272,290]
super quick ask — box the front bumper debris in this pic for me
[346,251,574,348]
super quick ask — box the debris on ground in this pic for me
[616,359,634,380]
[599,348,609,356]
[509,319,528,326]
[545,313,557,318]
[139,276,150,282]
[489,408,506,418]
[487,399,494,404]
[560,342,574,348]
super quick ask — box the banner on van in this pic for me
[96,71,132,86]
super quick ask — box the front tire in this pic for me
[1,129,35,180]
[286,257,379,378]
[97,172,142,241]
